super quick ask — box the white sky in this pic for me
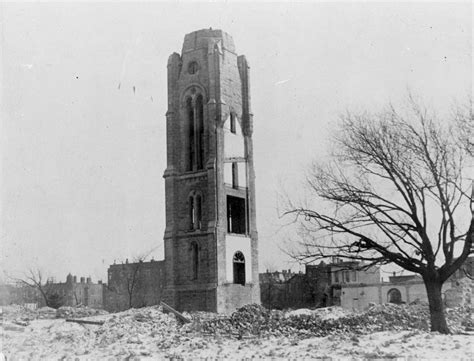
[1,2,471,282]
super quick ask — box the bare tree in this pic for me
[124,249,157,309]
[453,98,473,157]
[11,269,63,308]
[284,98,473,334]
[125,259,144,309]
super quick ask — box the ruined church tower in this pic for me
[163,29,260,312]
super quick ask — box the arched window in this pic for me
[186,97,194,171]
[189,196,195,230]
[387,288,402,304]
[190,241,199,279]
[233,251,245,285]
[188,61,198,75]
[195,194,202,229]
[184,93,206,172]
[189,192,203,230]
[196,95,204,170]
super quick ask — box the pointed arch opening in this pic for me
[183,92,206,172]
[189,195,195,230]
[188,191,203,231]
[190,241,199,280]
[195,194,202,230]
[196,94,204,170]
[186,97,194,171]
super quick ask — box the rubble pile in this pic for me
[2,305,39,322]
[36,306,57,319]
[56,305,108,319]
[2,304,472,359]
[95,306,180,348]
[2,305,57,322]
[194,303,469,338]
[445,306,473,333]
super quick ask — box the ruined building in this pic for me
[163,29,260,312]
[44,275,103,308]
[104,259,165,312]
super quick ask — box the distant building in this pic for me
[0,275,104,308]
[44,274,104,308]
[340,257,474,311]
[104,259,165,312]
[259,262,337,310]
[0,284,39,306]
[329,259,381,306]
[260,270,298,309]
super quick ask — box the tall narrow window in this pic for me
[196,95,204,169]
[191,242,199,279]
[195,194,202,230]
[232,162,238,189]
[230,113,236,133]
[233,251,245,285]
[189,196,195,230]
[186,97,194,171]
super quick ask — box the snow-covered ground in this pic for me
[1,305,472,360]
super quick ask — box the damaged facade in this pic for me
[103,29,260,313]
[104,259,165,312]
[0,275,105,309]
[341,257,474,311]
[45,274,104,308]
[162,29,260,313]
[259,257,473,311]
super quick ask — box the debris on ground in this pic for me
[1,303,472,359]
[192,303,471,338]
[56,305,108,319]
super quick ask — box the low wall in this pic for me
[341,280,460,311]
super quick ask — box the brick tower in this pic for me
[163,29,260,313]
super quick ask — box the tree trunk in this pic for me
[424,278,450,334]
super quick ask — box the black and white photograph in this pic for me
[0,1,472,359]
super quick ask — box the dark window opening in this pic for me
[186,97,194,171]
[233,251,245,285]
[232,162,238,189]
[196,95,204,170]
[188,61,198,75]
[230,113,236,133]
[388,288,402,304]
[227,196,246,234]
[191,242,199,279]
[189,196,195,230]
[195,194,202,230]
[185,94,206,172]
[189,193,203,230]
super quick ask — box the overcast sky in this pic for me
[1,2,471,282]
